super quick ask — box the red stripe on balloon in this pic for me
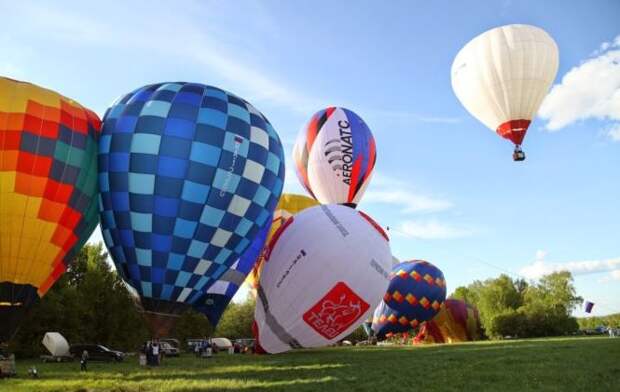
[264,216,295,262]
[358,210,389,242]
[496,119,531,145]
[347,156,363,203]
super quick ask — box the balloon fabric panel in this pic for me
[372,260,447,338]
[293,107,376,205]
[0,77,101,341]
[98,82,285,325]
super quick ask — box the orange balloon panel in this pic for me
[412,299,482,344]
[0,77,100,341]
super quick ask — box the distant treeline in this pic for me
[578,313,620,329]
[7,244,607,357]
[7,244,252,358]
[451,272,583,339]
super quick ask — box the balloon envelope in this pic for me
[293,107,376,206]
[98,82,285,335]
[451,24,559,149]
[372,260,447,339]
[413,299,482,344]
[254,204,391,353]
[244,193,319,294]
[0,77,100,342]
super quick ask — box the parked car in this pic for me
[160,338,180,350]
[69,344,124,362]
[159,341,180,357]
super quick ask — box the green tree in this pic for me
[172,310,213,347]
[214,298,256,340]
[9,243,149,357]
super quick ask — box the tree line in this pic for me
[7,244,605,357]
[451,271,583,339]
[8,244,253,358]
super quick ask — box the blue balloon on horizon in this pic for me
[98,82,285,329]
[372,260,447,339]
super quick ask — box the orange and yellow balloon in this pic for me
[0,77,101,342]
[412,299,482,344]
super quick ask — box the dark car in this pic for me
[70,344,124,362]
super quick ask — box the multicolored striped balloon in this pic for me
[0,77,101,342]
[293,107,376,207]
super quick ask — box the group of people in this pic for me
[143,339,162,366]
[193,338,217,357]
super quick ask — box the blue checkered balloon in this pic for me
[98,82,285,327]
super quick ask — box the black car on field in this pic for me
[69,344,124,362]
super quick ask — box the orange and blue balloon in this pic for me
[372,260,447,338]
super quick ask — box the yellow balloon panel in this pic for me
[413,299,482,344]
[0,77,101,297]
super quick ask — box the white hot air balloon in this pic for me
[451,24,559,161]
[253,204,391,353]
[293,107,376,206]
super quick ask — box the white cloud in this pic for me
[362,172,453,214]
[393,219,473,240]
[363,189,453,214]
[520,251,620,280]
[539,34,620,139]
[4,2,324,115]
[608,123,620,142]
[369,109,462,124]
[611,270,620,280]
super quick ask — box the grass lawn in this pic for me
[1,336,618,391]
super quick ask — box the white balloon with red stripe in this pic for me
[253,204,391,354]
[451,24,559,160]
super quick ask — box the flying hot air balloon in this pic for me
[293,107,376,206]
[244,193,318,296]
[253,204,391,354]
[98,82,285,336]
[372,260,447,339]
[451,24,559,161]
[0,77,101,342]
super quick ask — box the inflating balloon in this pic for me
[98,82,285,336]
[245,193,318,296]
[254,204,391,353]
[451,24,559,161]
[0,77,101,342]
[293,107,376,206]
[413,299,481,344]
[372,260,447,339]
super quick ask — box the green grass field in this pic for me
[2,336,619,391]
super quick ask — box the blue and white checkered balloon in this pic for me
[98,82,285,327]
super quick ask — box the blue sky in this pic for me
[2,1,618,316]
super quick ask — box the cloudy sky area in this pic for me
[1,0,618,316]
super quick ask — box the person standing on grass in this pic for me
[80,350,89,372]
[152,339,160,366]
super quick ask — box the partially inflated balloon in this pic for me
[0,77,100,342]
[372,260,446,339]
[293,107,376,206]
[245,193,318,295]
[451,24,559,160]
[253,204,391,353]
[98,82,285,336]
[413,299,482,344]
